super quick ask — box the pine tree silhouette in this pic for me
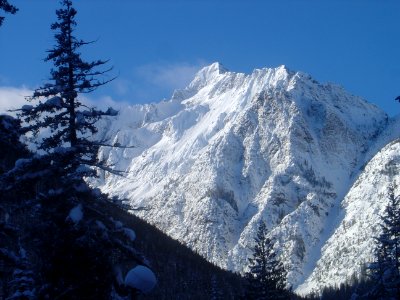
[0,0,17,26]
[245,222,289,299]
[16,0,118,187]
[368,184,400,299]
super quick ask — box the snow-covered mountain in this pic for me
[297,118,400,295]
[93,62,396,293]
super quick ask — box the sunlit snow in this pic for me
[91,63,393,292]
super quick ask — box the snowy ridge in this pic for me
[297,134,400,295]
[93,63,389,291]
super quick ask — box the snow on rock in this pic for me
[1,114,18,129]
[92,63,389,292]
[96,220,107,230]
[44,96,63,108]
[112,219,123,229]
[296,136,400,295]
[14,158,32,169]
[67,204,83,224]
[21,105,33,111]
[124,265,157,294]
[123,228,136,242]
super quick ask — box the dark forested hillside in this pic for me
[0,113,246,299]
[103,201,246,299]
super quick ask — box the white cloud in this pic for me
[0,86,32,114]
[135,61,208,90]
[0,86,128,115]
[110,61,209,103]
[0,61,208,113]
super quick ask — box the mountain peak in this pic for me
[188,62,228,91]
[199,62,228,76]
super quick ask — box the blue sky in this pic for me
[1,0,400,115]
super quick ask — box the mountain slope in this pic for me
[296,119,400,295]
[94,63,388,290]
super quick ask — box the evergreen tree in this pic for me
[245,222,289,300]
[0,1,143,298]
[0,0,17,26]
[16,0,117,187]
[210,274,224,300]
[0,115,29,174]
[368,185,400,299]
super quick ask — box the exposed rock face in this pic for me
[297,123,400,295]
[93,63,391,292]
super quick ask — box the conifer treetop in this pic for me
[16,0,119,181]
[367,184,400,298]
[0,0,18,26]
[245,222,288,299]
